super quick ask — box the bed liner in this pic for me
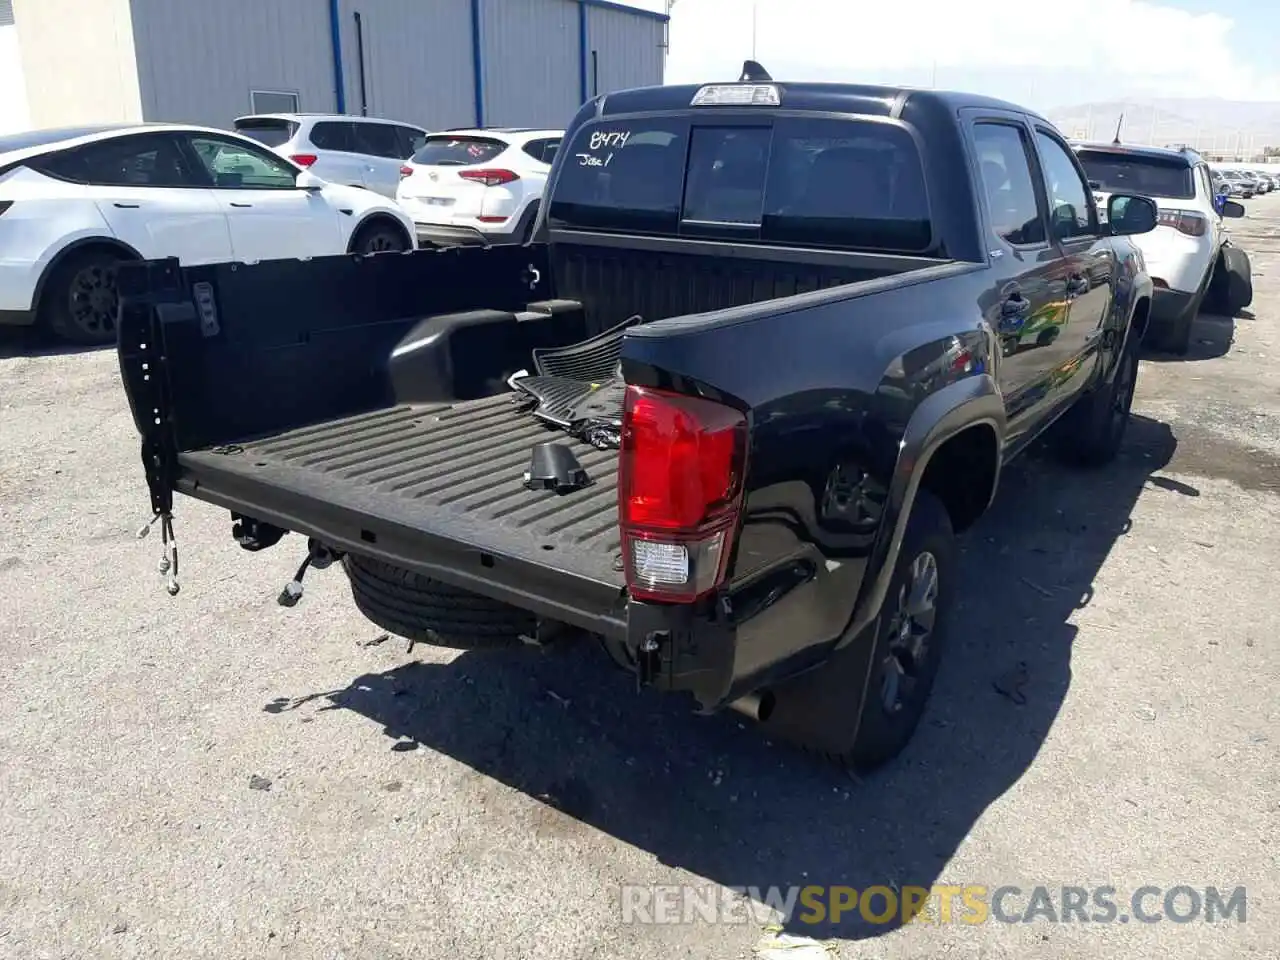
[176,393,630,631]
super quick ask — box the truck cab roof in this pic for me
[591,80,1053,125]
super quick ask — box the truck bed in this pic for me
[177,393,629,627]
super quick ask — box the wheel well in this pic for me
[33,238,139,319]
[348,214,411,253]
[917,423,1000,534]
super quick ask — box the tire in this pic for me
[343,553,533,648]
[1054,330,1139,467]
[40,247,128,346]
[350,219,410,256]
[760,490,956,773]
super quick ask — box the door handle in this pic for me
[229,202,253,208]
[112,202,140,208]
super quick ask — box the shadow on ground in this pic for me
[0,327,108,360]
[1141,310,1236,363]
[267,414,1187,944]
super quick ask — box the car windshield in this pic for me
[1076,150,1194,199]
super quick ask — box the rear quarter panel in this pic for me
[620,262,999,696]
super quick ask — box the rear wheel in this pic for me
[760,491,956,773]
[351,220,409,256]
[1054,330,1139,466]
[343,554,532,648]
[41,248,128,346]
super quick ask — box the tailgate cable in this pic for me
[136,511,180,596]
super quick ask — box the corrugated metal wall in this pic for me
[334,0,476,130]
[585,3,664,99]
[480,0,579,129]
[115,0,663,133]
[129,0,335,126]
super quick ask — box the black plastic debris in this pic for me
[523,441,592,494]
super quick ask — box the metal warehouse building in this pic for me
[3,0,667,134]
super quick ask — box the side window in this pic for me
[309,121,355,152]
[1034,130,1095,241]
[397,126,428,158]
[522,138,561,165]
[1197,165,1214,201]
[972,122,1045,246]
[186,135,299,190]
[35,134,200,188]
[353,123,403,159]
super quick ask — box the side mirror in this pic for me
[1221,199,1245,219]
[295,170,325,191]
[1106,193,1157,236]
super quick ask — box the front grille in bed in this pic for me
[179,394,624,583]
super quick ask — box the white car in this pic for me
[0,123,417,346]
[397,128,562,246]
[1074,142,1250,354]
[234,113,429,199]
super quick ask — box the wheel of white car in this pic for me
[40,247,130,347]
[351,219,410,256]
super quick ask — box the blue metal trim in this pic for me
[581,0,669,23]
[328,0,346,113]
[577,0,590,103]
[470,0,485,127]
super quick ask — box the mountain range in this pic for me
[1047,99,1280,158]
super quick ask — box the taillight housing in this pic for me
[290,153,318,167]
[458,168,519,187]
[618,385,748,603]
[399,165,413,179]
[1157,208,1207,237]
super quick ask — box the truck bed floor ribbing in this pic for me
[177,393,626,590]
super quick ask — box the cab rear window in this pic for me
[1076,150,1195,200]
[547,117,932,254]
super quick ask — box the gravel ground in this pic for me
[2,201,1278,960]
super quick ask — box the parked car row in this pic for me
[0,112,565,346]
[1210,167,1280,198]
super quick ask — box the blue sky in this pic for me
[623,0,1278,110]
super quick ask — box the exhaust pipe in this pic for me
[728,690,775,723]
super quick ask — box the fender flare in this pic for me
[31,235,144,317]
[839,373,1005,649]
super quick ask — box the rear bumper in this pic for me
[0,308,35,327]
[415,223,521,247]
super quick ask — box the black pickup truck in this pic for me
[116,65,1158,771]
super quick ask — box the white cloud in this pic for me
[627,0,1280,106]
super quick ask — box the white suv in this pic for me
[1074,142,1251,354]
[397,128,562,246]
[234,114,428,199]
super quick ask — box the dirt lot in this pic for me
[2,202,1278,960]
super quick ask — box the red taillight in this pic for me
[290,153,318,167]
[1157,209,1206,237]
[618,385,748,603]
[458,168,519,187]
[399,165,413,179]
